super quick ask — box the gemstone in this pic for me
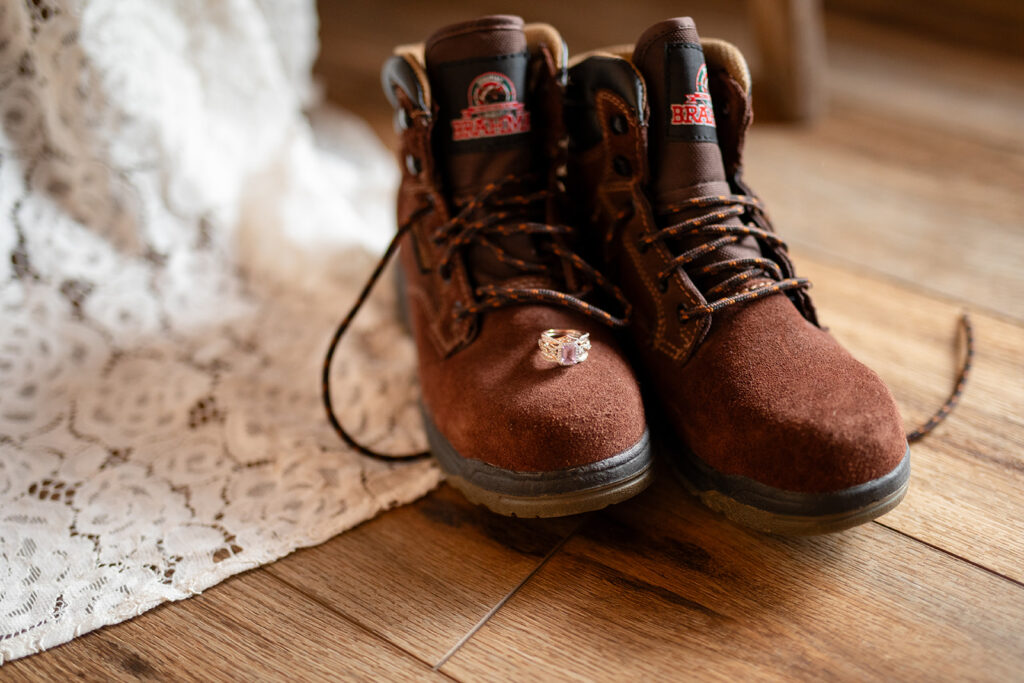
[558,340,581,365]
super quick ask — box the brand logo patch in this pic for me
[665,43,718,143]
[670,64,716,127]
[451,71,531,142]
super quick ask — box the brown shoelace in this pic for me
[907,313,974,443]
[641,192,973,442]
[643,194,811,321]
[322,174,631,460]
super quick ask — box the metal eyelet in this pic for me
[405,154,422,175]
[610,114,627,135]
[613,155,631,177]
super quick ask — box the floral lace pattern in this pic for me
[0,0,437,663]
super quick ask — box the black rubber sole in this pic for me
[422,408,654,518]
[669,443,911,536]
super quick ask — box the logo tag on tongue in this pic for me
[452,71,530,141]
[438,52,531,149]
[665,42,718,143]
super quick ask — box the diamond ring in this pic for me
[538,329,591,366]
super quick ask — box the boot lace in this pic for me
[322,174,631,460]
[640,193,809,322]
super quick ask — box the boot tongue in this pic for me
[425,15,536,200]
[424,15,547,286]
[633,18,763,293]
[632,17,729,207]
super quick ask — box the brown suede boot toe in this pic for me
[673,294,908,495]
[419,305,647,473]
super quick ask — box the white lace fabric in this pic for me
[0,0,438,663]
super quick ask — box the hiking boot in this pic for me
[330,16,652,517]
[564,18,909,534]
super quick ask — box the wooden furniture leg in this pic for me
[749,0,827,121]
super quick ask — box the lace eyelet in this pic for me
[405,154,422,175]
[439,265,451,282]
[637,239,649,254]
[610,114,627,135]
[657,278,669,293]
[613,155,631,177]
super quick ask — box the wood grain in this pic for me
[2,570,441,682]
[442,477,1024,681]
[745,17,1024,321]
[746,112,1024,321]
[824,15,1024,152]
[797,254,1024,581]
[265,484,579,665]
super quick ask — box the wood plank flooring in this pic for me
[4,571,443,682]
[443,483,1024,681]
[6,2,1023,680]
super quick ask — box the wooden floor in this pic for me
[9,2,1024,680]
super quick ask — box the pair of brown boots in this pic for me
[328,15,914,535]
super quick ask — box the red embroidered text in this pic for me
[451,71,531,141]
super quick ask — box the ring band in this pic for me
[538,329,591,366]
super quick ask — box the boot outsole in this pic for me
[422,408,654,518]
[669,443,911,536]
